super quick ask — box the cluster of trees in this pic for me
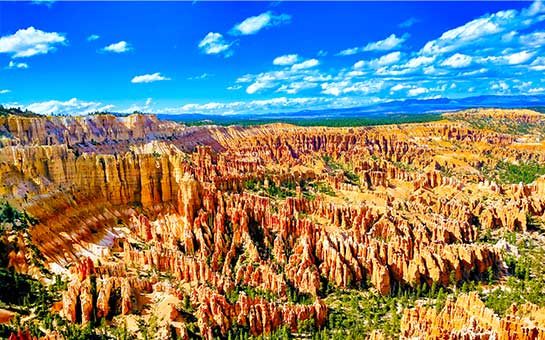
[184,113,443,128]
[0,105,41,118]
[483,233,545,315]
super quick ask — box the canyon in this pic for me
[1,108,545,339]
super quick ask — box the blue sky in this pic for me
[1,1,545,115]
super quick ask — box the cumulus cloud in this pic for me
[198,32,233,57]
[230,11,291,35]
[0,26,66,58]
[102,41,132,53]
[0,89,11,94]
[491,80,510,92]
[25,98,114,116]
[240,60,325,95]
[354,51,402,69]
[7,61,29,69]
[390,84,410,92]
[364,34,409,51]
[291,58,319,71]
[407,87,428,96]
[420,1,545,56]
[338,34,409,56]
[441,53,472,68]
[273,54,299,65]
[131,73,171,83]
[506,50,535,65]
[321,79,386,96]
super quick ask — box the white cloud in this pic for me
[530,56,545,70]
[102,41,132,53]
[227,84,242,91]
[529,87,545,93]
[0,26,66,58]
[273,54,299,65]
[276,82,318,94]
[198,32,233,57]
[157,96,351,116]
[246,76,276,94]
[0,89,11,94]
[354,51,402,69]
[491,80,510,92]
[338,34,409,56]
[519,30,545,47]
[403,56,435,69]
[441,53,472,68]
[240,64,326,95]
[376,51,402,65]
[458,68,488,76]
[230,11,291,36]
[131,72,171,83]
[7,61,29,69]
[321,79,385,96]
[421,1,545,56]
[87,34,100,41]
[25,98,114,116]
[390,84,409,92]
[291,58,319,71]
[235,74,254,83]
[407,87,428,96]
[145,98,152,106]
[506,50,534,65]
[364,34,409,51]
[337,47,360,56]
[188,73,213,80]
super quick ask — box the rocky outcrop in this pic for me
[3,111,545,338]
[401,292,545,340]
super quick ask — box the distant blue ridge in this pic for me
[154,94,545,124]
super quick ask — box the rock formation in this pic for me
[2,109,545,338]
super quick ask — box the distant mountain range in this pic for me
[156,94,545,124]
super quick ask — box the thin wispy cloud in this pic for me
[399,17,419,28]
[87,34,100,41]
[337,33,409,56]
[131,72,171,83]
[230,11,291,35]
[187,73,213,80]
[31,0,55,6]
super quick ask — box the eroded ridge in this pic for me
[1,108,545,339]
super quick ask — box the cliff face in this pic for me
[2,110,545,338]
